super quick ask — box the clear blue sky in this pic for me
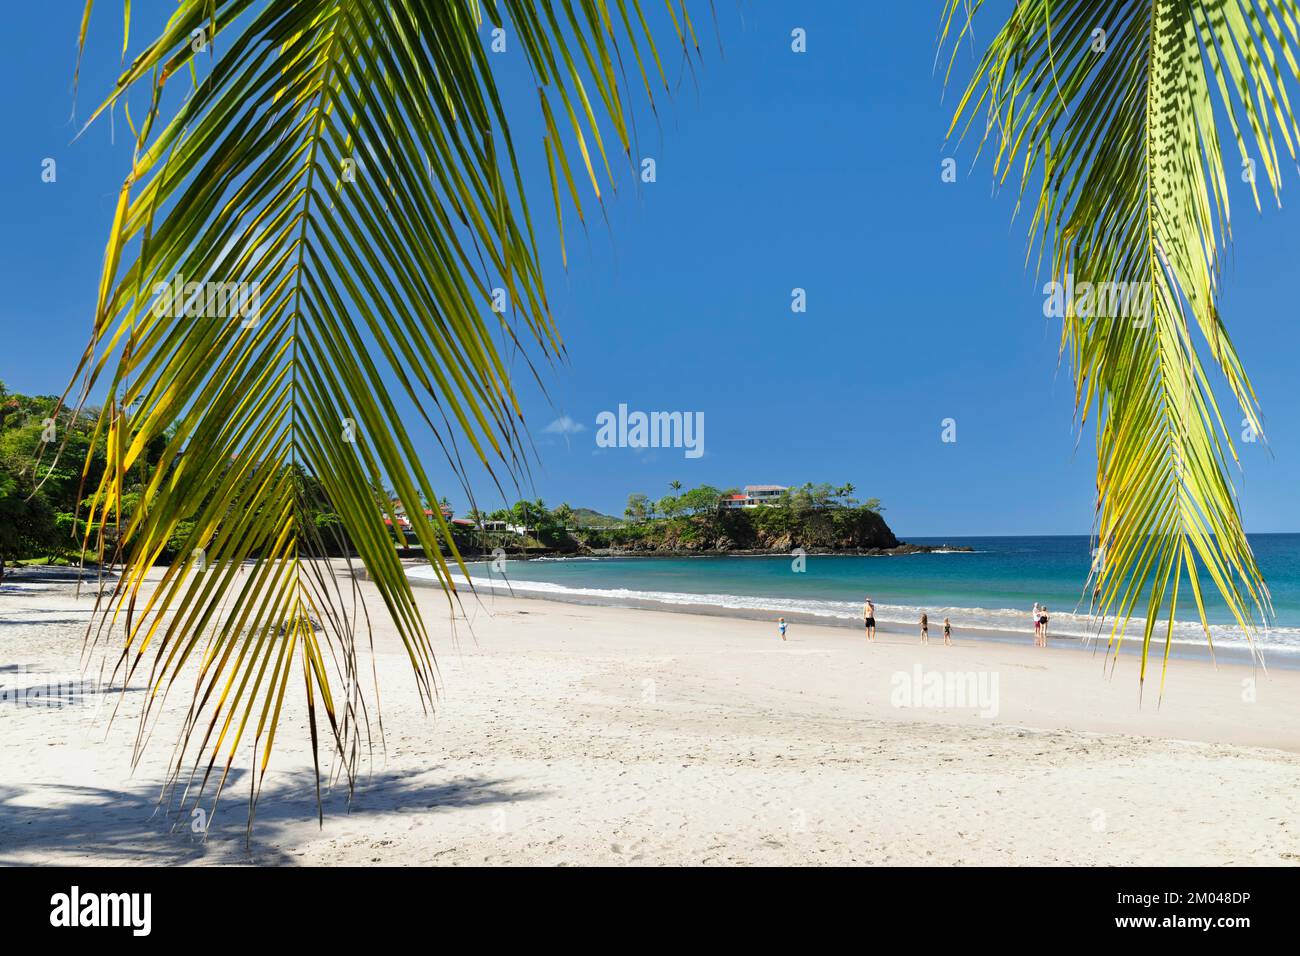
[3,1,1299,536]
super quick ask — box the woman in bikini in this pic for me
[919,612,929,645]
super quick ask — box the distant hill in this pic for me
[570,508,624,529]
[571,504,908,554]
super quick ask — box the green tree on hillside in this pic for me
[625,493,651,522]
[679,485,724,516]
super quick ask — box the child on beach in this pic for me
[943,617,952,646]
[777,617,788,641]
[919,612,929,645]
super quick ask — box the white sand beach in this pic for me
[2,566,1298,866]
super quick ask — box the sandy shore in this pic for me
[2,565,1299,865]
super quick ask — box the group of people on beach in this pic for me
[782,598,953,646]
[1031,602,1050,646]
[870,597,951,645]
[915,609,952,646]
[776,597,1044,647]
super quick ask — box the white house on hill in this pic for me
[720,485,788,509]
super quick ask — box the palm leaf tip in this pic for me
[942,0,1285,687]
[67,0,698,828]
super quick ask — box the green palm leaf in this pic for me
[62,0,695,829]
[941,0,1291,695]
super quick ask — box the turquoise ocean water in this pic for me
[411,534,1300,656]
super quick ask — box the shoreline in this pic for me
[408,542,969,561]
[408,566,1290,673]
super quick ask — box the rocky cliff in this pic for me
[571,507,966,556]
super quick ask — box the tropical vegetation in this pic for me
[464,482,891,553]
[0,382,165,578]
[594,485,893,552]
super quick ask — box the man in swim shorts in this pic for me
[864,598,876,642]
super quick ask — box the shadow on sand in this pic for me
[0,767,547,865]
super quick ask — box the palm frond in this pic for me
[942,0,1294,695]
[61,0,697,829]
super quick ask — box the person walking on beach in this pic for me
[1032,602,1042,644]
[864,598,876,642]
[777,617,788,641]
[943,617,952,646]
[919,612,929,645]
[1038,607,1049,645]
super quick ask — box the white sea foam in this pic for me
[407,565,1299,655]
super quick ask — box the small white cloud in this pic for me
[543,415,586,435]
